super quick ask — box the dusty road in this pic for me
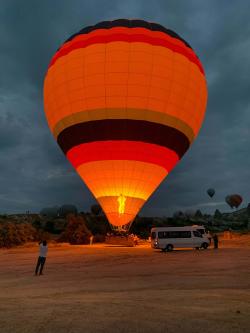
[0,240,250,333]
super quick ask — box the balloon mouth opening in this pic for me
[96,194,145,229]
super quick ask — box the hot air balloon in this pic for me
[225,194,242,209]
[207,188,215,198]
[44,19,207,230]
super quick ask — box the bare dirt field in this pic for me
[0,237,250,333]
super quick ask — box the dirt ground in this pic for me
[0,237,250,333]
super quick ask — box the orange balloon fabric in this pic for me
[44,19,207,228]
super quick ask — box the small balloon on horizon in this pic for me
[225,194,243,209]
[207,188,215,198]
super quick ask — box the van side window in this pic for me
[158,231,166,239]
[180,231,191,238]
[158,231,191,238]
[193,231,202,237]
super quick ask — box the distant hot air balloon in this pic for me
[44,19,207,230]
[207,188,215,198]
[225,194,243,209]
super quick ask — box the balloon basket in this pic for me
[105,233,137,247]
[105,222,137,247]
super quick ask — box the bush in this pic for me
[44,221,55,233]
[0,222,37,248]
[90,204,102,216]
[58,214,92,244]
[93,234,106,243]
[35,230,51,242]
[84,214,111,235]
[32,220,42,229]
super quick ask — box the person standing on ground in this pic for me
[89,235,94,245]
[213,234,219,249]
[35,240,48,275]
[207,230,212,245]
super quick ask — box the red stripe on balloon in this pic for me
[58,26,192,55]
[66,141,179,172]
[49,33,204,74]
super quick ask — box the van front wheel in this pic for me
[202,242,209,249]
[165,244,174,252]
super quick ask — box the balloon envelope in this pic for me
[207,188,215,198]
[44,19,207,228]
[225,194,243,208]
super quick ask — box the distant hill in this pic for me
[1,204,250,235]
[222,206,250,218]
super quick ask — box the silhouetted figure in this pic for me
[207,231,212,244]
[213,234,219,249]
[35,240,48,275]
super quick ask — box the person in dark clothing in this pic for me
[213,234,219,249]
[35,240,48,275]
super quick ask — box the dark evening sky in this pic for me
[0,0,250,216]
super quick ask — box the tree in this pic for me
[84,214,110,235]
[173,211,184,219]
[58,214,91,244]
[58,204,78,218]
[247,203,250,216]
[214,209,222,219]
[44,221,55,234]
[40,206,59,218]
[195,210,203,218]
[90,204,102,216]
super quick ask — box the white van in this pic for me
[151,226,210,251]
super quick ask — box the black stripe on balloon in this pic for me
[62,19,192,49]
[57,119,190,158]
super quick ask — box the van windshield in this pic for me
[197,228,205,234]
[193,230,202,238]
[151,232,156,239]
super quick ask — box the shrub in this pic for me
[0,222,37,248]
[93,234,106,243]
[90,204,102,216]
[58,214,92,244]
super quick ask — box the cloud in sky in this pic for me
[0,0,250,215]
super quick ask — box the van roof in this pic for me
[151,225,204,231]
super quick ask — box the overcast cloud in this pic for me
[0,0,250,215]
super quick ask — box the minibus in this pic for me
[151,226,210,251]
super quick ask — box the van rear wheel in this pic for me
[165,244,174,252]
[202,242,208,249]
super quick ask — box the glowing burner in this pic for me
[118,194,126,215]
